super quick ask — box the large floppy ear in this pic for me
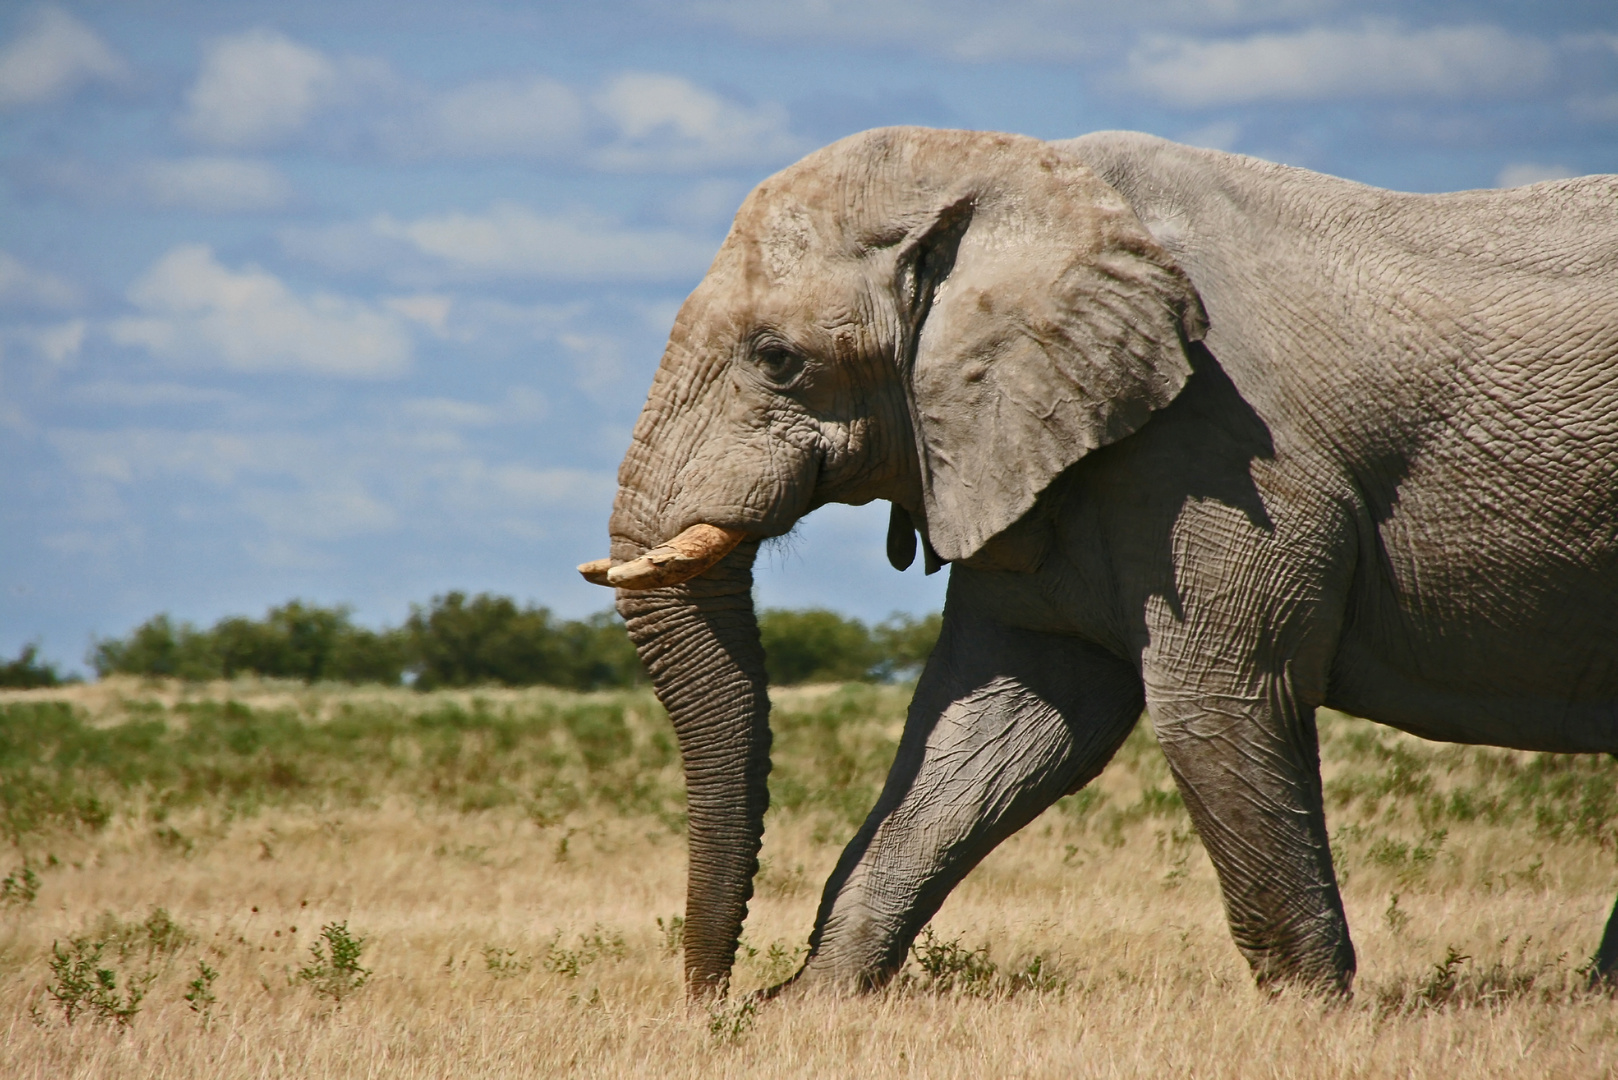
[894,138,1207,563]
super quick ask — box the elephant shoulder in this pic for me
[1051,133,1268,269]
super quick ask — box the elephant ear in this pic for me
[895,143,1207,563]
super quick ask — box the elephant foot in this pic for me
[757,965,808,1003]
[1248,948,1356,1001]
[758,954,893,1002]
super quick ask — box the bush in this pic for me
[759,608,879,685]
[758,609,942,685]
[90,615,220,681]
[872,612,943,680]
[405,593,640,691]
[0,644,71,689]
[297,922,371,1002]
[46,936,151,1027]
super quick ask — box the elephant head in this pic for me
[580,127,1206,997]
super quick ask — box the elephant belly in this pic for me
[1332,511,1618,752]
[1327,631,1618,753]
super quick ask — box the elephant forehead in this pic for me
[757,201,815,282]
[690,243,873,337]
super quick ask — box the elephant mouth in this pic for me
[578,523,748,590]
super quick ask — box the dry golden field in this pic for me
[1,677,1616,1078]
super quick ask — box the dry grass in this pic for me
[0,678,1615,1077]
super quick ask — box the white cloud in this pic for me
[659,178,750,228]
[174,35,796,171]
[389,70,802,170]
[384,293,453,334]
[48,426,399,544]
[50,428,257,486]
[479,464,614,507]
[243,481,399,541]
[399,387,548,428]
[276,219,406,277]
[685,0,1340,62]
[592,72,802,170]
[395,76,585,157]
[369,202,718,281]
[179,28,367,147]
[1127,21,1552,107]
[72,381,240,408]
[32,318,85,364]
[1571,92,1618,123]
[47,419,613,556]
[0,251,79,309]
[1496,162,1578,188]
[0,317,85,366]
[0,7,125,107]
[139,157,293,213]
[109,244,412,378]
[1178,120,1243,151]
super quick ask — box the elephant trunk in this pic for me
[617,541,770,998]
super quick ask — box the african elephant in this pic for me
[578,127,1618,998]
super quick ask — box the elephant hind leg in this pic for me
[795,600,1144,992]
[1590,892,1618,989]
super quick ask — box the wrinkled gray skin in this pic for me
[602,127,1618,999]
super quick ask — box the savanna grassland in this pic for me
[1,678,1616,1078]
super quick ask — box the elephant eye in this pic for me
[753,346,805,387]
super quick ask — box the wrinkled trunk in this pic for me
[618,542,770,998]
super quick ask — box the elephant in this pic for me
[578,126,1618,999]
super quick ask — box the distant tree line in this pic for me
[0,644,75,689]
[79,593,942,689]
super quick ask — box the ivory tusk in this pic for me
[591,523,747,590]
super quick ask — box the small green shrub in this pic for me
[656,914,684,956]
[0,862,40,906]
[482,944,531,978]
[84,907,192,962]
[542,925,626,979]
[45,937,150,1027]
[1006,952,1068,995]
[1385,892,1411,935]
[707,997,757,1044]
[1372,941,1568,1016]
[757,940,806,985]
[183,960,218,1025]
[297,921,371,1002]
[910,926,998,996]
[905,927,1067,998]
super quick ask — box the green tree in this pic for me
[552,610,645,691]
[0,644,69,689]
[872,612,943,680]
[328,625,409,685]
[90,604,408,686]
[758,608,879,685]
[214,602,361,682]
[90,615,220,681]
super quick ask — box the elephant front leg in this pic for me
[1148,675,1355,993]
[793,605,1144,991]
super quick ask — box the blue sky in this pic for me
[3,2,1617,672]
